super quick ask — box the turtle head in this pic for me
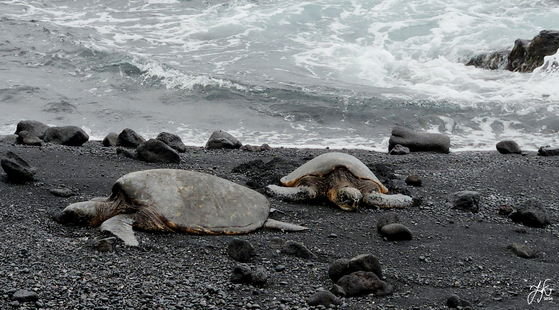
[55,201,99,226]
[328,186,362,211]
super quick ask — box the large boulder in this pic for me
[496,140,522,154]
[103,132,118,147]
[116,128,145,148]
[136,139,181,164]
[508,30,559,72]
[14,120,49,139]
[156,132,187,153]
[205,130,242,149]
[388,126,450,153]
[43,126,89,146]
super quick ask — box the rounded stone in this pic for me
[227,238,256,263]
[379,223,413,241]
[405,174,422,187]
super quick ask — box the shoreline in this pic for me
[1,140,558,309]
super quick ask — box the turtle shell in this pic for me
[280,152,388,193]
[111,169,270,234]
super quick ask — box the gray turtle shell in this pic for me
[280,152,387,193]
[111,169,269,234]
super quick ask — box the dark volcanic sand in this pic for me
[0,141,558,310]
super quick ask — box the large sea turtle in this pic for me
[266,152,413,211]
[57,169,307,246]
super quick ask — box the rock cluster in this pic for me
[326,254,393,299]
[467,30,559,73]
[14,120,89,146]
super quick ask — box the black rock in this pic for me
[328,254,383,282]
[280,240,315,259]
[11,289,39,302]
[337,271,393,297]
[380,223,413,241]
[241,144,272,152]
[17,131,42,146]
[446,294,472,309]
[507,243,536,259]
[306,290,342,307]
[205,130,242,149]
[116,128,146,147]
[230,264,268,285]
[509,199,551,228]
[95,237,116,253]
[157,132,187,153]
[14,120,49,139]
[103,132,118,147]
[496,140,522,154]
[388,126,450,153]
[1,151,36,183]
[43,126,89,146]
[507,30,559,72]
[448,191,480,213]
[136,139,181,163]
[231,264,253,284]
[227,238,256,263]
[389,144,410,155]
[250,266,268,285]
[405,174,422,186]
[376,212,400,232]
[537,145,559,156]
[466,50,509,70]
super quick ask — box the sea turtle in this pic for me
[57,169,307,246]
[266,152,413,211]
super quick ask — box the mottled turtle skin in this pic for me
[267,152,412,211]
[58,169,306,246]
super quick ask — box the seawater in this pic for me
[1,0,559,151]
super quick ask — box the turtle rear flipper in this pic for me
[265,185,317,201]
[100,214,139,246]
[363,192,413,208]
[263,219,308,231]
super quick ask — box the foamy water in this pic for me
[1,0,559,151]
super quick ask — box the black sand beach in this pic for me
[1,141,558,309]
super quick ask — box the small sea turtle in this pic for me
[57,169,307,246]
[266,152,413,211]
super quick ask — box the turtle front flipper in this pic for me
[100,214,139,246]
[363,192,413,208]
[265,184,317,201]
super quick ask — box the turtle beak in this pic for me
[56,201,98,226]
